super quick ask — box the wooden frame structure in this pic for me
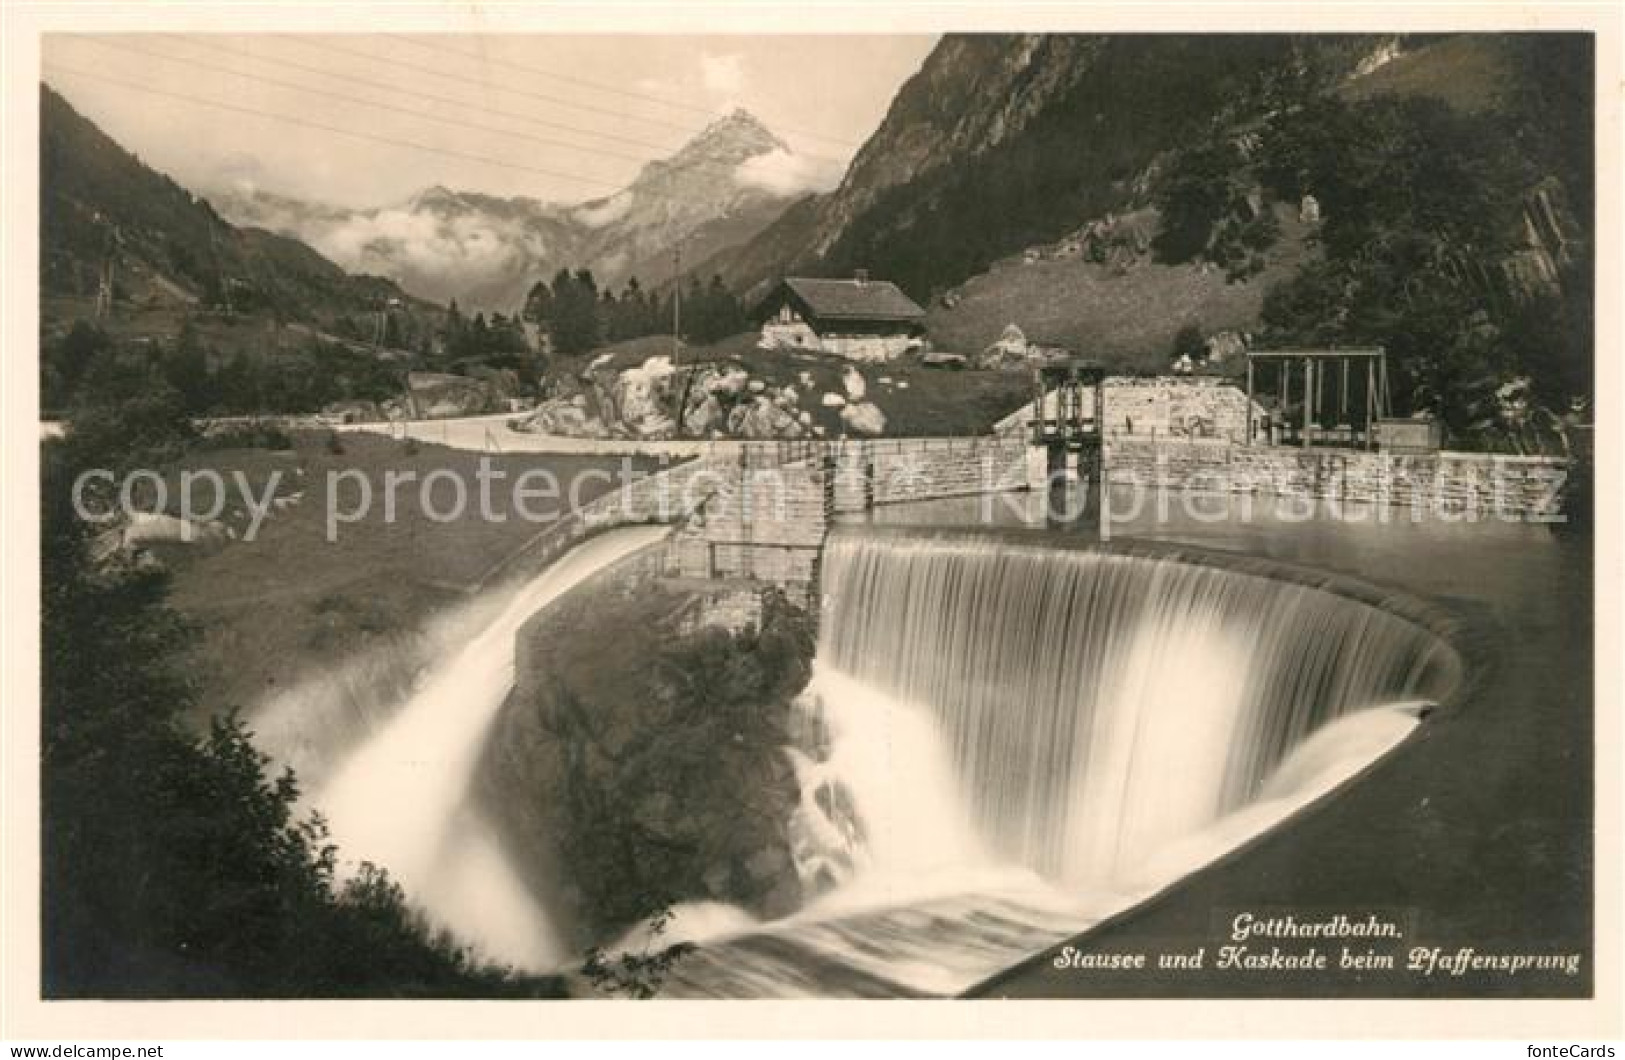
[1032,360,1110,538]
[1031,359,1107,451]
[1245,347,1392,450]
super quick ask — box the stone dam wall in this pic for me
[1105,438,1569,520]
[824,437,1036,512]
[482,434,1568,631]
[665,459,828,596]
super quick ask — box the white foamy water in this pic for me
[311,525,669,970]
[659,682,1426,998]
[269,522,1456,996]
[651,530,1460,997]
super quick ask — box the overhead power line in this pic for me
[276,34,852,167]
[78,36,674,180]
[45,63,836,216]
[43,63,629,193]
[147,33,695,159]
[380,33,861,150]
[138,35,842,182]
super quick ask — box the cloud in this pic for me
[298,206,547,302]
[734,148,841,196]
[700,52,746,100]
[572,191,633,229]
[209,151,268,196]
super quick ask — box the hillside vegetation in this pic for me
[41,86,423,327]
[703,34,1593,446]
[927,205,1317,371]
[39,86,462,419]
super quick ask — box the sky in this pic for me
[41,34,939,208]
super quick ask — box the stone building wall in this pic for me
[997,376,1269,444]
[759,325,917,364]
[759,321,821,350]
[819,333,917,364]
[1104,377,1263,442]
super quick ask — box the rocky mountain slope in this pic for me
[701,33,1586,301]
[698,33,1592,436]
[703,35,1407,297]
[211,110,808,312]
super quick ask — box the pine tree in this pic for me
[443,299,466,366]
[548,269,602,355]
[522,279,554,326]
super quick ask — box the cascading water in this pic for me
[656,528,1462,997]
[263,518,1462,997]
[308,525,671,971]
[815,530,1460,882]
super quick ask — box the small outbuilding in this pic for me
[753,273,927,363]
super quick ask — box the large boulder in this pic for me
[840,401,887,436]
[981,323,1030,367]
[1204,330,1250,364]
[602,356,678,438]
[465,364,521,398]
[321,399,382,423]
[728,396,805,439]
[509,395,611,438]
[682,391,725,437]
[381,396,415,421]
[405,371,507,418]
[122,510,227,547]
[841,366,867,401]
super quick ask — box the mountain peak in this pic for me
[674,108,789,165]
[717,107,772,133]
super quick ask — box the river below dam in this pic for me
[258,484,1587,998]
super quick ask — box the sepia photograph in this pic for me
[2,1,1620,1045]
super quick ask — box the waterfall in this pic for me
[815,529,1460,884]
[310,525,670,971]
[270,518,1461,996]
[655,528,1462,997]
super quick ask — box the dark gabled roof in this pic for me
[766,277,927,323]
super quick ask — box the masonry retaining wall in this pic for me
[666,460,827,595]
[1105,438,1568,520]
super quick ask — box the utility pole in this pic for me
[672,242,683,360]
[209,221,233,317]
[671,242,687,439]
[95,221,119,321]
